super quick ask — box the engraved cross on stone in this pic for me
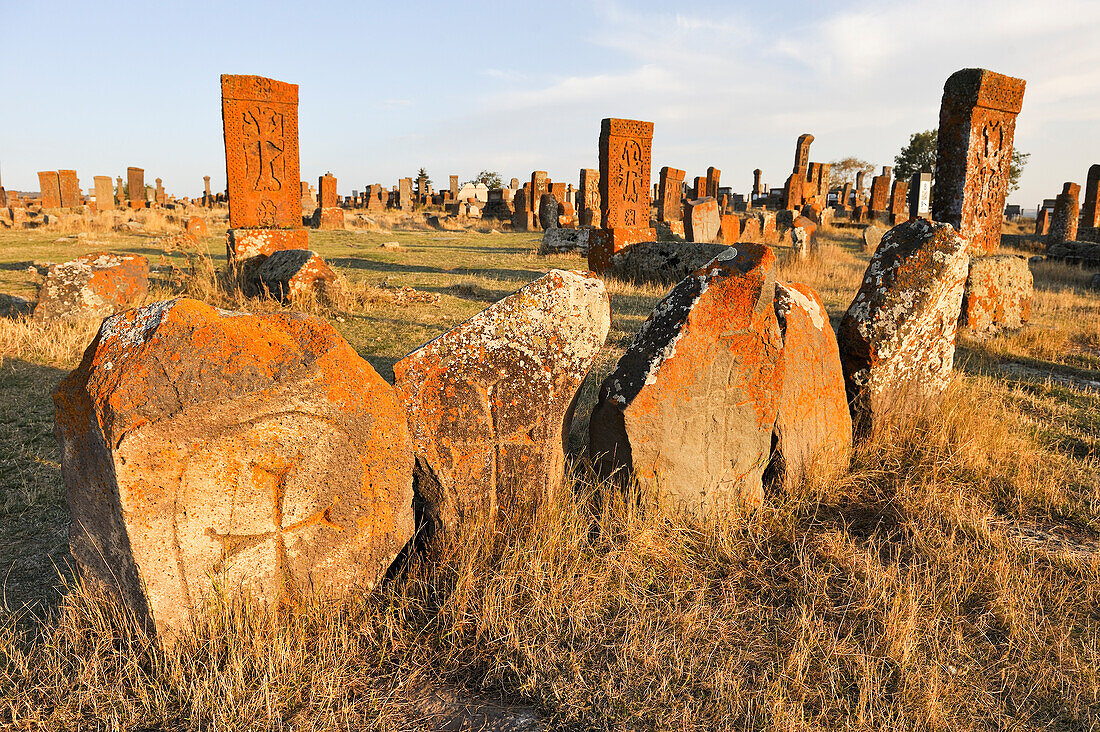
[242,105,285,193]
[206,457,342,599]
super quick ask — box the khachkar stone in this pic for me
[1048,182,1081,245]
[117,177,125,203]
[127,167,145,210]
[931,68,1026,255]
[693,176,706,200]
[38,171,62,209]
[1082,164,1100,231]
[155,178,166,206]
[657,166,685,223]
[398,178,412,210]
[531,171,549,225]
[94,176,114,211]
[855,171,867,204]
[58,170,81,207]
[890,180,909,224]
[588,117,655,272]
[221,74,308,271]
[203,175,212,206]
[578,168,601,227]
[909,172,932,220]
[394,270,610,542]
[449,175,459,198]
[793,133,814,175]
[706,166,721,199]
[54,298,414,639]
[869,166,892,220]
[312,173,344,230]
[753,168,764,197]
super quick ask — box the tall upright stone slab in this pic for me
[94,176,114,211]
[449,174,458,198]
[793,134,814,175]
[398,178,413,210]
[753,168,765,198]
[1049,182,1081,245]
[588,118,655,272]
[890,180,909,224]
[706,166,721,199]
[1082,164,1100,231]
[58,170,81,207]
[531,171,548,222]
[221,75,307,269]
[657,166,685,224]
[869,167,892,222]
[154,178,166,206]
[127,167,145,210]
[931,68,1026,255]
[312,173,344,230]
[579,168,601,227]
[203,176,212,206]
[38,171,61,209]
[909,172,932,220]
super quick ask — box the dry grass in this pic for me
[0,223,1097,730]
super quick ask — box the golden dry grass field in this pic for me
[0,211,1097,730]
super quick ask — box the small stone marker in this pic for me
[34,252,149,322]
[54,298,414,640]
[394,270,610,541]
[838,219,970,435]
[312,173,344,230]
[589,244,784,517]
[931,68,1026,254]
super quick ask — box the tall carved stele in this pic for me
[932,68,1025,255]
[221,74,307,269]
[589,117,654,273]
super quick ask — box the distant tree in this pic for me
[829,157,875,188]
[471,170,502,189]
[893,130,938,179]
[416,167,432,190]
[1008,149,1029,194]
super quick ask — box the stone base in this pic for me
[587,227,655,273]
[311,207,345,230]
[227,228,310,272]
[960,255,1033,335]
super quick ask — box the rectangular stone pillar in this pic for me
[579,168,601,228]
[706,166,721,199]
[931,68,1026,254]
[589,117,654,272]
[658,166,685,224]
[909,172,932,220]
[58,170,81,207]
[38,171,61,208]
[1082,164,1100,231]
[94,176,114,211]
[127,167,145,209]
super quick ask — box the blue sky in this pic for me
[2,0,1097,210]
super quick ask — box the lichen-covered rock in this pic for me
[960,254,1032,335]
[54,298,413,639]
[538,227,591,255]
[248,249,339,301]
[608,240,728,285]
[1046,240,1100,269]
[684,197,720,243]
[34,252,149,322]
[838,219,970,435]
[538,194,560,230]
[791,216,816,259]
[185,216,208,236]
[862,224,886,253]
[394,270,610,540]
[589,243,784,517]
[771,281,852,486]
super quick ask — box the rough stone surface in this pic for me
[838,219,970,435]
[186,217,208,236]
[862,224,886,253]
[538,193,560,230]
[227,228,310,272]
[34,252,149,322]
[791,216,816,259]
[95,176,115,212]
[249,249,339,301]
[1046,240,1100,269]
[589,243,784,518]
[684,197,720,243]
[538,228,591,255]
[1049,182,1081,245]
[931,68,1026,254]
[771,281,852,487]
[608,241,729,285]
[54,298,413,639]
[38,171,61,209]
[394,270,610,541]
[959,255,1032,335]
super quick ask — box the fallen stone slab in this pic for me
[608,240,728,285]
[771,281,852,487]
[959,254,1032,335]
[589,243,784,518]
[838,219,970,435]
[248,249,339,301]
[1046,240,1100,269]
[394,270,610,541]
[538,227,591,255]
[54,298,414,640]
[34,252,149,322]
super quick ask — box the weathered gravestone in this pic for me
[869,167,892,222]
[658,166,685,232]
[684,197,720,243]
[862,223,886,253]
[538,193,560,230]
[931,68,1025,254]
[588,118,655,272]
[608,240,728,286]
[909,172,932,220]
[128,167,145,210]
[248,248,339,301]
[58,170,81,208]
[54,298,414,640]
[34,252,149,322]
[838,219,970,435]
[394,270,610,541]
[221,74,308,270]
[1083,164,1100,233]
[312,173,344,230]
[1049,182,1081,245]
[959,254,1032,335]
[589,244,783,517]
[38,171,61,209]
[706,166,721,199]
[94,176,115,212]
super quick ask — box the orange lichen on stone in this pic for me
[53,298,413,640]
[186,216,209,236]
[959,254,1032,335]
[33,252,149,322]
[394,270,610,542]
[589,243,784,517]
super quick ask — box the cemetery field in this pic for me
[1,222,1099,729]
